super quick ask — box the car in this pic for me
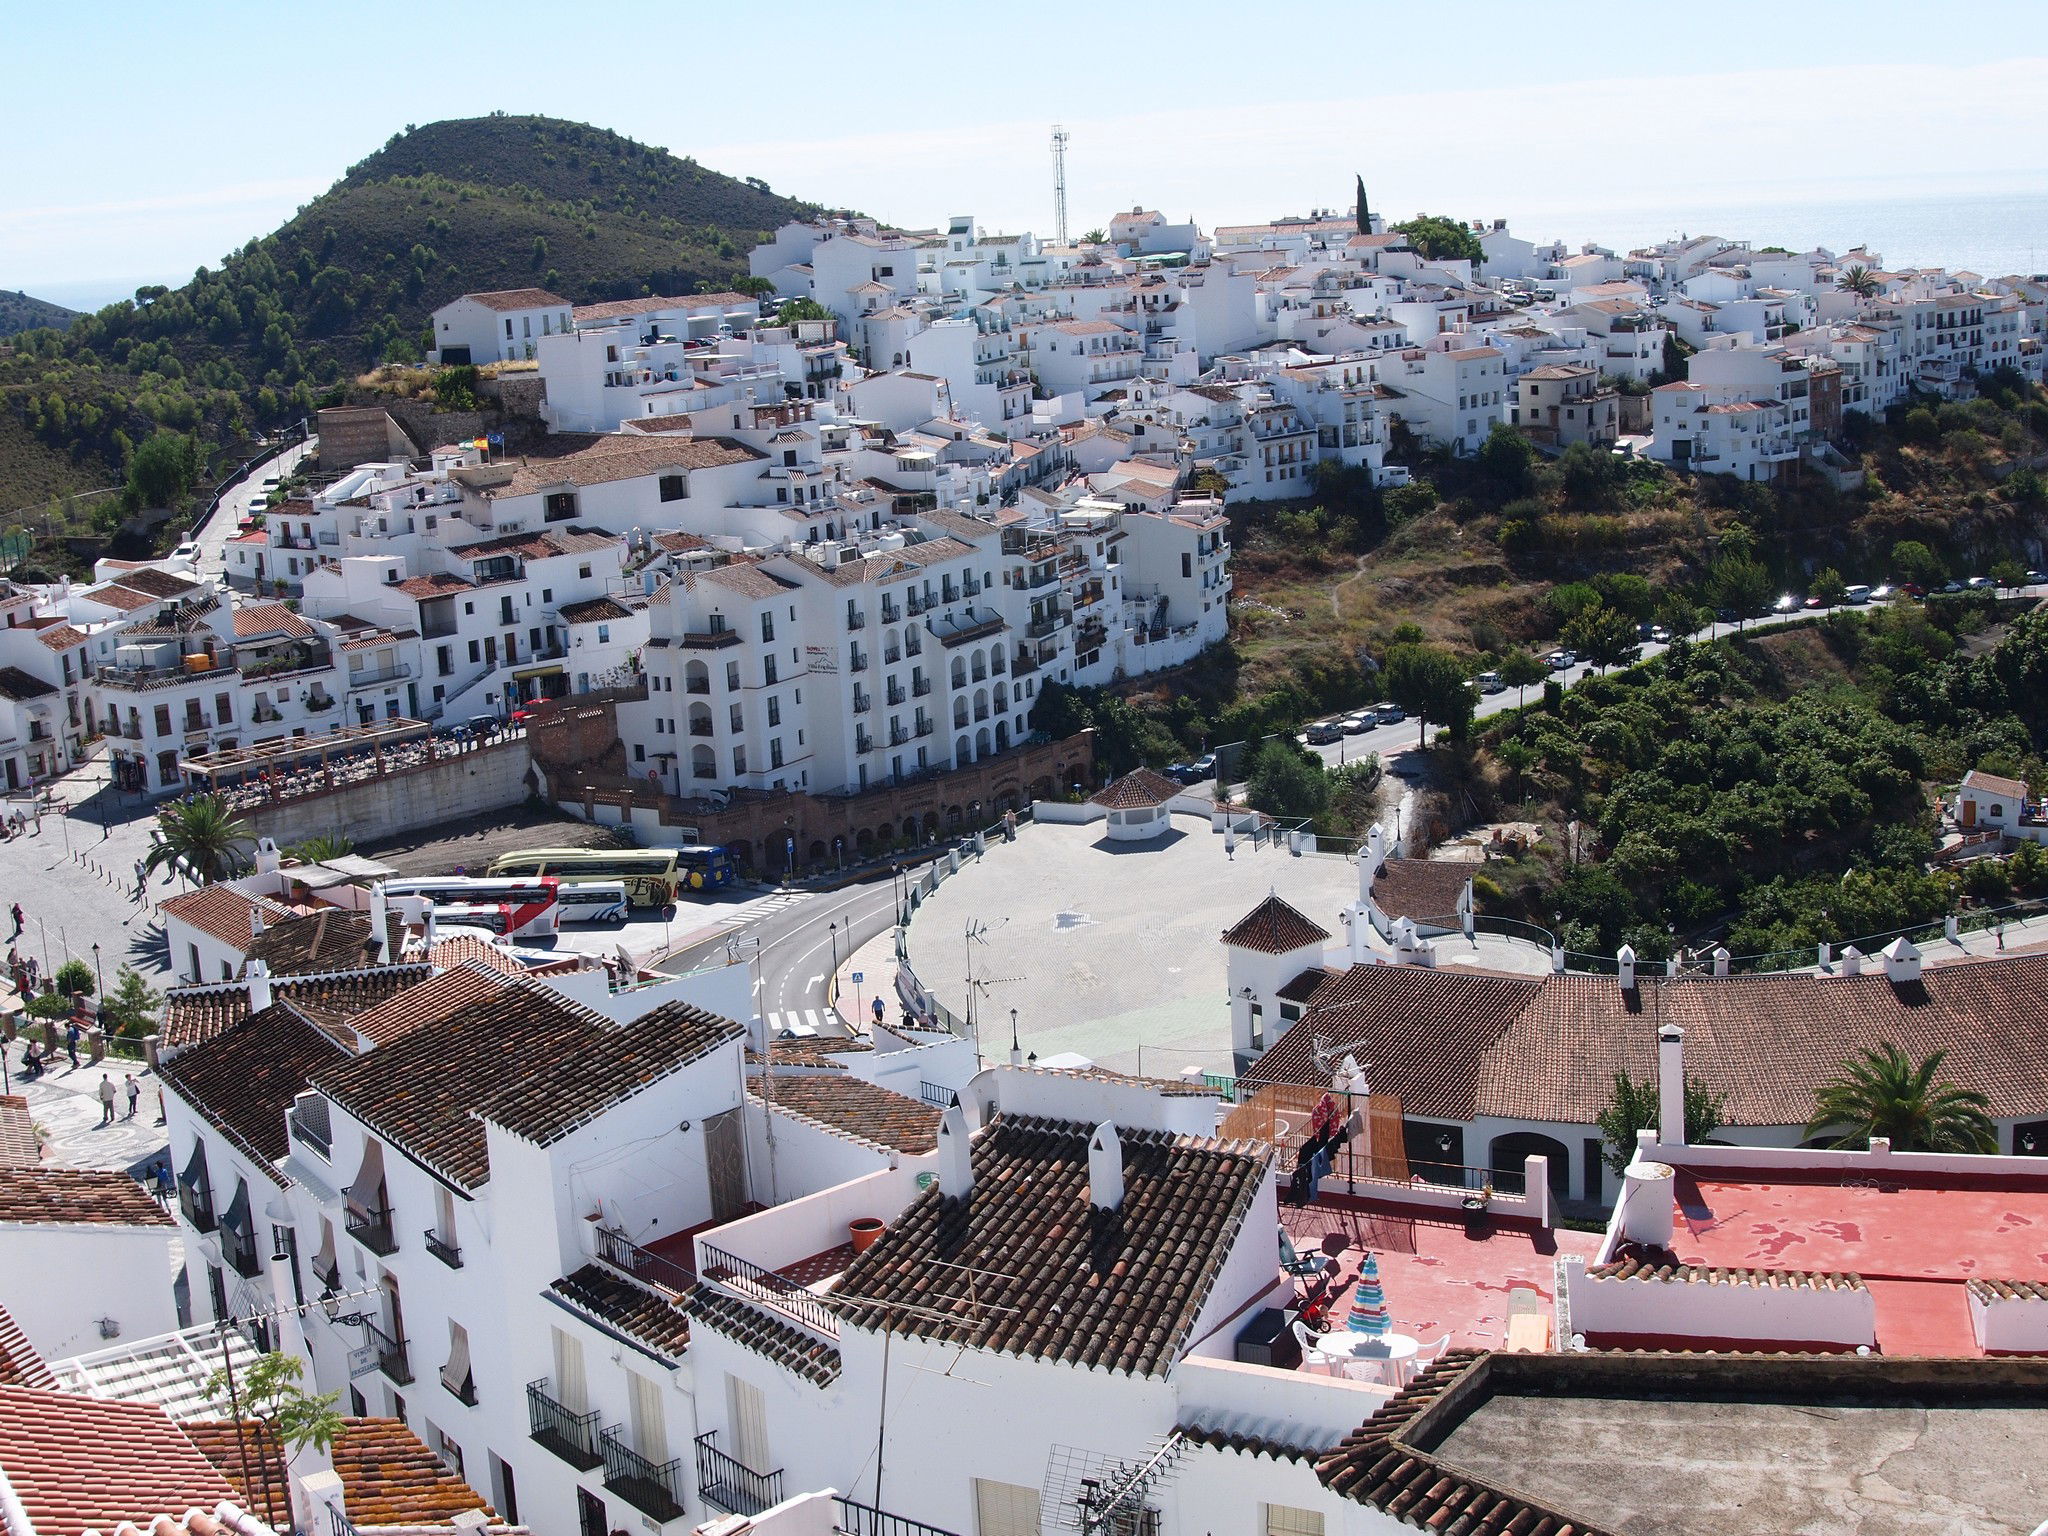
[1939,580,1965,594]
[1898,582,1927,598]
[1714,607,1738,624]
[1373,704,1406,725]
[1165,761,1194,782]
[1476,671,1505,695]
[1636,622,1655,641]
[1803,595,1826,609]
[1188,753,1217,780]
[1545,649,1576,670]
[1869,584,1894,601]
[1341,713,1375,735]
[2028,571,2048,586]
[1303,723,1342,746]
[1967,575,1995,590]
[1773,593,1802,614]
[1649,625,1671,644]
[1843,585,1871,605]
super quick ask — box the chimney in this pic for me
[937,1105,973,1200]
[1619,1160,1676,1248]
[1880,936,1921,984]
[1087,1121,1124,1211]
[254,837,281,876]
[1617,943,1637,992]
[246,959,273,1014]
[367,883,390,965]
[1840,945,1864,976]
[249,907,266,941]
[1657,1024,1684,1145]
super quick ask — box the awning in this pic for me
[511,662,564,680]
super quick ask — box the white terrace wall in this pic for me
[1562,1255,1876,1350]
[1969,1286,2048,1354]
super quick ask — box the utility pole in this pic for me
[1050,125,1070,247]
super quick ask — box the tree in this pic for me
[1561,602,1639,671]
[1990,557,2029,593]
[1472,422,1536,501]
[1708,554,1773,626]
[1354,174,1372,235]
[1810,566,1848,608]
[206,1352,343,1530]
[1499,650,1549,707]
[125,429,200,511]
[99,965,161,1040]
[1385,643,1473,746]
[53,959,94,998]
[144,794,253,885]
[1806,1043,1996,1153]
[1889,539,1947,589]
[286,833,354,863]
[732,276,777,297]
[1394,215,1483,266]
[1244,739,1330,821]
[775,297,832,326]
[1835,264,1879,298]
[1079,228,1107,246]
[1595,1071,1730,1175]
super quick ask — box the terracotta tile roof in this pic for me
[447,527,615,562]
[34,624,89,652]
[0,666,56,702]
[0,1386,240,1536]
[156,1004,352,1179]
[558,596,634,624]
[458,288,568,312]
[1276,967,1326,1004]
[1368,858,1473,922]
[1590,1252,1865,1290]
[752,1037,873,1070]
[1088,767,1183,810]
[229,603,314,641]
[184,1416,502,1530]
[394,573,474,600]
[0,1302,55,1389]
[158,887,293,953]
[684,1287,840,1386]
[0,1094,35,1169]
[1176,1421,1326,1462]
[472,435,762,500]
[550,1264,691,1362]
[1967,1278,2048,1302]
[1962,769,2028,798]
[1220,894,1330,955]
[572,291,758,322]
[831,1113,1270,1377]
[247,909,404,975]
[160,968,430,1052]
[346,962,515,1046]
[424,933,525,977]
[111,568,200,600]
[749,1073,942,1154]
[309,986,742,1188]
[86,584,159,613]
[0,1167,173,1228]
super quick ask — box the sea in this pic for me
[1502,189,2048,280]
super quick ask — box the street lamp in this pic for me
[91,942,103,1000]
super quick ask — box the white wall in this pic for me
[1969,1288,2048,1354]
[0,1223,180,1358]
[1563,1256,1876,1350]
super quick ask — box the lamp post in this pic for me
[91,942,104,1000]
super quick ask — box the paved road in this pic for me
[659,875,904,1030]
[191,435,317,583]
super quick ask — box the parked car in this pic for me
[1967,575,1995,590]
[172,540,200,561]
[1339,713,1373,735]
[1803,595,1826,609]
[1773,593,1802,614]
[1303,723,1342,746]
[1898,582,1927,598]
[1545,649,1577,670]
[2028,571,2048,586]
[1844,585,1871,605]
[1187,753,1218,781]
[1939,580,1966,594]
[1476,671,1505,695]
[1165,761,1194,782]
[1649,625,1671,643]
[1714,607,1739,624]
[1869,584,1894,601]
[1374,704,1406,725]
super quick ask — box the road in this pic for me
[191,434,317,583]
[658,876,904,1031]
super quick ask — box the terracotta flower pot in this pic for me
[849,1217,886,1252]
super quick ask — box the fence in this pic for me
[699,1242,841,1337]
[1220,1084,1410,1189]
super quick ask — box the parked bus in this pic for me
[676,845,739,893]
[386,876,559,908]
[553,880,630,925]
[432,900,558,940]
[486,848,678,907]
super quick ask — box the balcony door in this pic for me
[704,1109,747,1223]
[725,1374,769,1474]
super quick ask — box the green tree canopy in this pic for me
[1806,1043,1995,1152]
[124,430,200,511]
[1244,739,1330,821]
[1889,539,1947,588]
[145,795,253,884]
[1595,1071,1730,1175]
[1708,554,1773,622]
[1499,649,1550,705]
[1385,643,1474,746]
[1561,601,1639,670]
[1810,567,1848,608]
[776,297,833,326]
[1394,215,1483,266]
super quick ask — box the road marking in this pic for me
[804,973,823,989]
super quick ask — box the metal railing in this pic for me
[287,1108,330,1160]
[919,1082,957,1108]
[363,1318,411,1385]
[425,1229,463,1268]
[221,1219,262,1279]
[835,1498,963,1536]
[527,1378,603,1470]
[594,1225,694,1296]
[603,1425,687,1522]
[344,1198,397,1256]
[699,1242,841,1337]
[177,1177,215,1233]
[695,1431,784,1518]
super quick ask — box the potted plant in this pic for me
[848,1217,886,1252]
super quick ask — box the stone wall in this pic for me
[235,737,538,844]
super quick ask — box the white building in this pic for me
[429,290,574,366]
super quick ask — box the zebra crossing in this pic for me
[762,1007,840,1038]
[703,889,813,934]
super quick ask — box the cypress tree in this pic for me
[1355,174,1371,235]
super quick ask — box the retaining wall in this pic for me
[236,738,536,843]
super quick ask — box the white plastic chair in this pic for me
[1339,1356,1389,1387]
[1412,1333,1452,1375]
[1292,1321,1331,1374]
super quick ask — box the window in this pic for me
[627,1369,668,1459]
[764,655,778,686]
[578,563,592,579]
[761,612,775,642]
[770,738,784,769]
[975,1481,1041,1536]
[544,492,576,523]
[730,702,744,732]
[550,1327,587,1412]
[767,696,781,727]
[597,624,611,644]
[659,474,686,502]
[725,1376,770,1472]
[726,661,741,691]
[1264,1508,1323,1536]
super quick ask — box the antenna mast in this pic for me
[1050,124,1070,246]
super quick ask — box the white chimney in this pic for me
[1619,1160,1676,1248]
[292,1469,346,1536]
[1881,935,1922,984]
[1711,946,1730,978]
[250,907,266,941]
[1617,943,1637,992]
[254,837,281,875]
[937,1105,973,1200]
[367,883,389,964]
[246,959,273,1014]
[1657,1024,1684,1145]
[1361,825,1386,900]
[1087,1121,1124,1211]
[1841,945,1864,976]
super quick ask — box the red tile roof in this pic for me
[1962,769,2028,798]
[832,1113,1270,1377]
[246,909,404,975]
[160,968,430,1052]
[156,1005,352,1181]
[0,1302,54,1389]
[345,962,514,1047]
[0,1386,240,1536]
[158,888,293,953]
[749,1072,942,1154]
[1367,857,1472,922]
[458,288,568,312]
[550,1265,691,1363]
[184,1416,503,1530]
[1220,894,1330,955]
[0,1094,37,1169]
[229,603,314,641]
[1088,767,1183,810]
[0,1167,173,1228]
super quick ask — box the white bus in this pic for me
[386,876,560,939]
[432,901,558,939]
[553,881,630,925]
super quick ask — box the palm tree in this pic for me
[286,832,354,863]
[145,794,252,885]
[1835,264,1879,299]
[1078,228,1107,246]
[1807,1043,1996,1153]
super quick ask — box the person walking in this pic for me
[65,1021,80,1071]
[96,1073,116,1126]
[8,904,20,940]
[134,860,148,898]
[124,1074,140,1120]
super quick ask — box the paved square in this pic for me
[905,814,1361,1075]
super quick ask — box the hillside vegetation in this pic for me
[0,291,78,338]
[0,114,821,542]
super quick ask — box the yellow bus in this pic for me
[485,846,739,906]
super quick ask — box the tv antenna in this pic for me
[1051,125,1070,246]
[1042,1434,1190,1536]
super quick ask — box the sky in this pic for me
[5,0,2046,311]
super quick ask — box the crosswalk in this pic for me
[703,889,812,934]
[762,1007,838,1038]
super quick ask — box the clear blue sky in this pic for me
[5,0,2045,308]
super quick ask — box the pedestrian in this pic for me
[871,995,885,1027]
[21,1041,41,1080]
[152,1158,173,1204]
[134,860,148,897]
[65,1021,80,1070]
[8,904,20,939]
[24,956,37,992]
[96,1073,116,1126]
[124,1074,139,1120]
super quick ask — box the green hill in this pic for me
[0,114,823,527]
[0,291,79,338]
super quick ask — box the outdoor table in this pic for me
[1309,1330,1419,1386]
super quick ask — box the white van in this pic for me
[1843,584,1872,605]
[555,880,630,924]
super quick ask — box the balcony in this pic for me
[911,678,931,697]
[345,663,412,690]
[852,690,871,713]
[849,654,869,673]
[688,719,714,737]
[344,1196,397,1256]
[836,1499,963,1536]
[177,1178,215,1233]
[904,633,922,657]
[889,726,910,747]
[694,1431,785,1519]
[680,629,743,649]
[528,1378,603,1470]
[684,678,711,695]
[846,611,867,631]
[312,1255,341,1292]
[363,1318,412,1386]
[603,1426,687,1524]
[882,648,901,666]
[221,1219,262,1280]
[425,1229,463,1269]
[880,603,901,625]
[855,732,875,754]
[886,686,906,708]
[1026,615,1066,640]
